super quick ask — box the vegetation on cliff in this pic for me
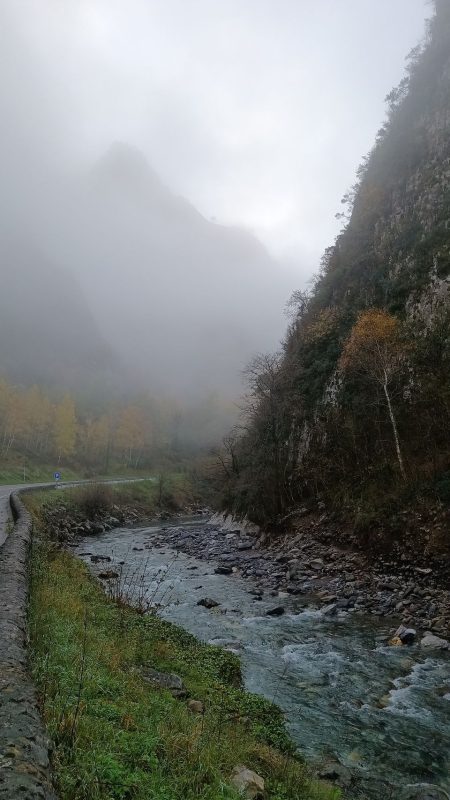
[216,1,450,543]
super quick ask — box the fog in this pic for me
[0,0,427,406]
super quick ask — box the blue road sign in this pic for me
[54,472,61,481]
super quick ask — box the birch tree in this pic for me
[340,309,407,480]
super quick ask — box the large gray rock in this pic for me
[141,667,187,698]
[420,633,449,650]
[230,765,265,798]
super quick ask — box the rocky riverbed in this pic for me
[140,513,450,642]
[42,496,449,640]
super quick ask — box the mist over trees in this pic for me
[0,376,234,474]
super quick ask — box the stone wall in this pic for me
[0,490,56,799]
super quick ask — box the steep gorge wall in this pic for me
[221,2,450,531]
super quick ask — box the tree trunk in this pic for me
[383,381,406,480]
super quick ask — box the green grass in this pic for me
[28,541,340,800]
[0,449,158,485]
[0,460,82,485]
[25,477,186,527]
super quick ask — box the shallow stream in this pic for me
[73,519,450,800]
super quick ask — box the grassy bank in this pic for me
[28,513,339,799]
[0,460,83,484]
[26,475,199,532]
[0,447,158,485]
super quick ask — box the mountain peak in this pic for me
[92,141,163,195]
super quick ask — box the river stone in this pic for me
[395,625,417,645]
[266,606,285,616]
[230,765,265,798]
[141,667,187,698]
[403,788,450,800]
[197,597,220,609]
[98,569,119,579]
[318,762,352,788]
[335,598,351,610]
[214,565,233,575]
[420,633,449,650]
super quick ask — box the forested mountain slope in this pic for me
[220,0,450,553]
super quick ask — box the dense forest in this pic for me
[0,376,233,476]
[217,0,450,545]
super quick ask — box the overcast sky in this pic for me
[3,0,429,286]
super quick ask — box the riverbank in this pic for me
[71,520,450,800]
[147,514,450,642]
[25,486,450,798]
[27,505,339,800]
[31,483,450,641]
[28,484,450,642]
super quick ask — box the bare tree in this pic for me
[340,309,407,480]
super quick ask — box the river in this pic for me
[73,518,450,800]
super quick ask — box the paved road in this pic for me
[0,477,151,548]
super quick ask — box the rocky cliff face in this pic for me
[220,1,450,546]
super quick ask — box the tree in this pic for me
[53,395,77,462]
[340,309,407,480]
[243,354,286,517]
[115,406,145,466]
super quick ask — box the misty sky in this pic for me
[2,0,428,286]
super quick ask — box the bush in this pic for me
[72,483,114,517]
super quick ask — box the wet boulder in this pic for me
[394,625,417,645]
[98,569,119,579]
[266,606,285,617]
[322,603,338,617]
[214,565,233,575]
[318,762,352,789]
[197,597,220,609]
